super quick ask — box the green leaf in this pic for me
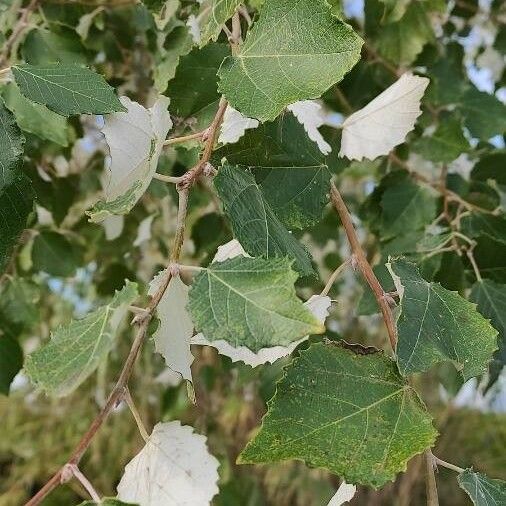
[470,280,506,384]
[2,82,69,146]
[461,213,506,246]
[458,469,506,505]
[471,152,506,186]
[413,116,470,164]
[470,237,506,284]
[0,278,40,328]
[238,342,437,488]
[379,175,437,240]
[12,63,126,116]
[21,28,87,65]
[460,87,506,141]
[24,281,138,397]
[375,2,433,66]
[217,0,363,121]
[31,231,78,277]
[214,164,314,276]
[187,256,324,352]
[215,111,331,228]
[199,0,242,46]
[0,336,23,395]
[387,259,498,379]
[167,43,230,131]
[0,100,33,273]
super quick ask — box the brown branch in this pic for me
[24,94,228,506]
[0,0,39,67]
[163,129,208,147]
[425,451,440,506]
[330,181,397,351]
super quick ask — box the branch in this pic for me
[433,455,465,473]
[425,451,440,506]
[24,91,229,506]
[321,258,351,296]
[0,0,39,67]
[330,181,397,351]
[163,129,208,147]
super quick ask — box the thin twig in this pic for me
[466,246,483,282]
[330,181,397,351]
[163,129,207,146]
[321,258,351,296]
[425,451,440,506]
[433,455,465,473]
[124,387,149,442]
[153,173,184,184]
[61,464,101,503]
[0,0,39,67]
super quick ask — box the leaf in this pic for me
[133,215,154,247]
[214,164,314,275]
[167,43,230,131]
[238,342,437,488]
[287,100,332,155]
[12,63,126,116]
[460,87,506,141]
[379,174,437,240]
[187,256,324,352]
[461,213,506,246]
[117,421,219,506]
[217,0,363,121]
[387,259,498,379]
[215,112,331,229]
[0,100,33,273]
[218,105,259,145]
[2,82,69,146]
[375,2,433,66]
[0,336,23,395]
[24,281,138,397]
[212,238,249,262]
[470,280,506,384]
[87,96,172,222]
[413,116,470,164]
[31,230,77,277]
[193,294,331,367]
[199,0,242,46]
[458,469,506,506]
[339,73,429,161]
[149,274,194,398]
[327,481,356,506]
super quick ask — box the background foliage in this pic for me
[1,0,505,505]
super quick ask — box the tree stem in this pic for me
[330,181,397,351]
[425,451,440,506]
[163,130,207,146]
[124,387,149,443]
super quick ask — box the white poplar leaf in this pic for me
[117,421,219,506]
[191,294,331,367]
[212,238,249,262]
[327,481,357,505]
[149,274,194,399]
[186,14,201,44]
[287,100,332,155]
[102,215,124,241]
[339,73,429,161]
[133,215,155,247]
[218,106,259,145]
[88,96,172,222]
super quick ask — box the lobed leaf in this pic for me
[188,256,324,352]
[387,259,498,379]
[218,0,363,121]
[239,342,437,488]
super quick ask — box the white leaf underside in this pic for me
[90,96,172,221]
[218,105,259,144]
[339,73,429,161]
[117,421,219,506]
[327,481,357,506]
[190,239,331,367]
[287,100,332,155]
[149,273,194,388]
